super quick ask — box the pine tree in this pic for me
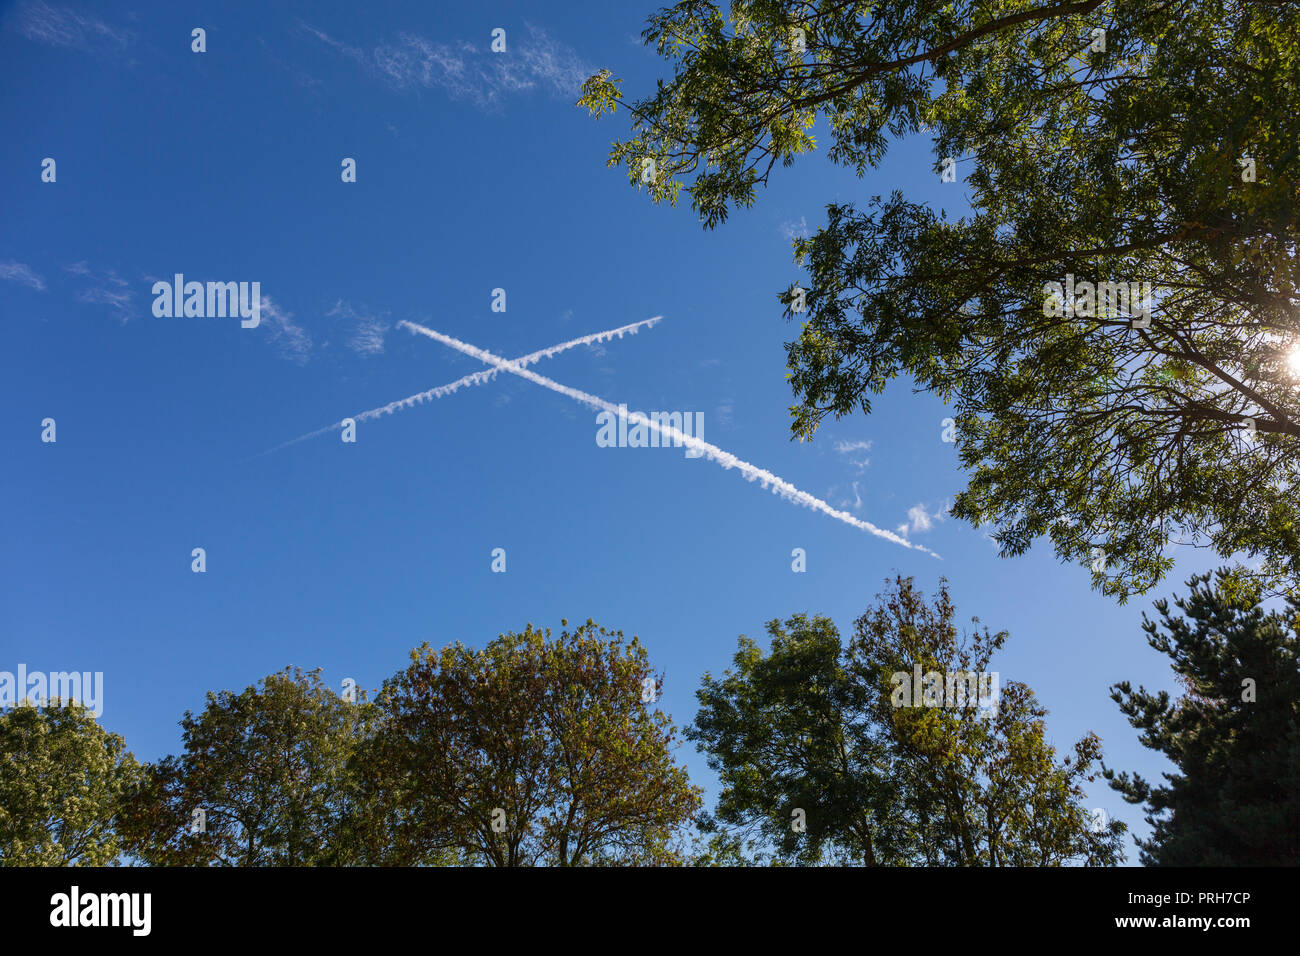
[1105,568,1300,864]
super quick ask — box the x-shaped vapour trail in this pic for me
[251,317,661,459]
[398,319,938,558]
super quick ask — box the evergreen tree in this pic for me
[1105,568,1300,864]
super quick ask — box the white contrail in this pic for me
[399,319,939,557]
[252,317,661,458]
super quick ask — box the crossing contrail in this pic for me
[251,316,661,458]
[399,319,938,557]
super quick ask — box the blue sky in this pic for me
[1,0,1222,861]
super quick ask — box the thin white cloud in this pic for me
[513,23,593,95]
[899,501,949,536]
[328,300,388,356]
[351,320,386,355]
[402,319,938,557]
[0,261,46,291]
[833,438,872,472]
[10,1,132,54]
[66,263,133,319]
[78,286,133,320]
[780,216,809,241]
[835,480,865,511]
[298,22,363,60]
[979,521,1002,551]
[907,504,934,533]
[304,21,592,107]
[260,297,312,364]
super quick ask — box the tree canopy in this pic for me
[367,620,702,866]
[119,667,374,866]
[0,702,141,866]
[688,575,1125,864]
[583,0,1300,600]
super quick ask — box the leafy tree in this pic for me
[688,575,1126,864]
[119,667,375,866]
[1104,568,1300,864]
[583,0,1300,599]
[689,610,900,865]
[0,702,142,865]
[686,828,775,865]
[368,620,702,866]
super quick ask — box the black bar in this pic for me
[0,866,1277,942]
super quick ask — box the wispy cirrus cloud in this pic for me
[9,1,133,55]
[350,319,387,356]
[780,216,809,241]
[302,21,592,107]
[259,297,313,364]
[78,285,133,320]
[0,261,46,291]
[834,438,872,472]
[327,300,388,356]
[831,481,867,512]
[715,399,734,428]
[66,264,133,320]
